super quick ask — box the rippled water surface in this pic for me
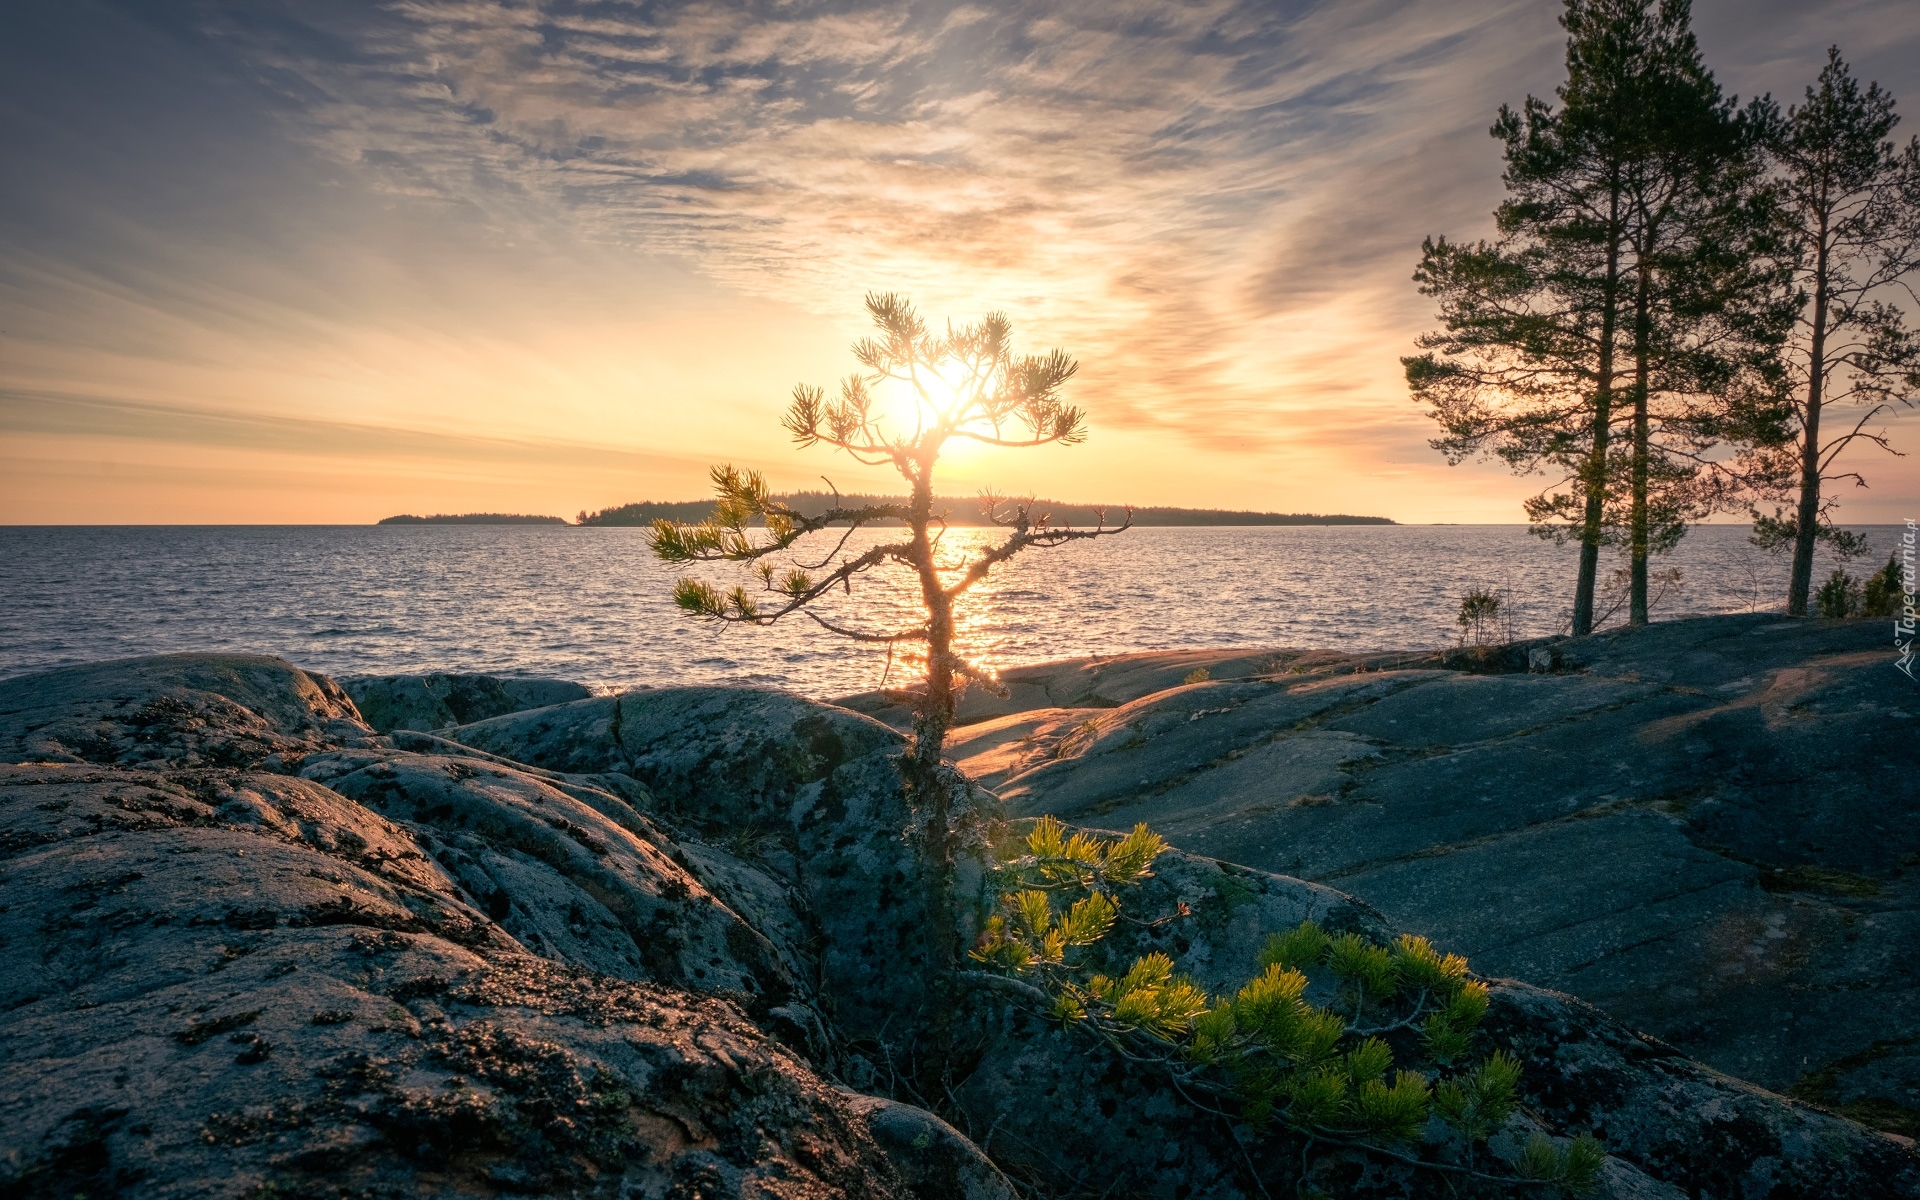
[1,524,1902,697]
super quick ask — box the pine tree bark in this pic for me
[1574,185,1626,637]
[1788,207,1832,617]
[1630,258,1653,626]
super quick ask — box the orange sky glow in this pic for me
[3,0,1917,524]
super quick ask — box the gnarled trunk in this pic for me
[905,465,959,983]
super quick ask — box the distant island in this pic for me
[576,493,1394,527]
[377,513,569,525]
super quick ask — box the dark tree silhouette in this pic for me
[651,292,1128,978]
[1750,48,1920,615]
[1410,0,1783,632]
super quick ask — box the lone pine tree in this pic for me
[1601,0,1778,627]
[1750,47,1920,615]
[650,292,1128,980]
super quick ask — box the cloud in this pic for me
[0,390,709,475]
[216,0,1576,450]
[5,0,1917,521]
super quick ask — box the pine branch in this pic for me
[955,970,1055,1007]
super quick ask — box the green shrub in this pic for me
[1816,568,1861,617]
[1864,554,1907,618]
[1457,586,1504,646]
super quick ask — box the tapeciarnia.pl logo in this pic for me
[1897,518,1917,681]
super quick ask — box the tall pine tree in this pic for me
[1602,1,1774,623]
[1410,0,1781,632]
[1753,48,1920,616]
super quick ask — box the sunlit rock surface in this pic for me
[2,635,1915,1199]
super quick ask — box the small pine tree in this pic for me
[651,293,1128,979]
[1863,553,1907,617]
[1816,568,1862,617]
[1458,587,1504,647]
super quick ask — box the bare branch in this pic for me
[804,611,931,643]
[946,509,1134,601]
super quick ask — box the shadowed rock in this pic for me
[298,749,803,1002]
[449,687,939,1041]
[0,657,962,1200]
[940,817,1918,1199]
[441,669,1917,1196]
[842,1095,1018,1200]
[0,761,912,1200]
[0,653,371,768]
[340,673,592,734]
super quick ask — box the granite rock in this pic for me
[0,761,913,1200]
[972,615,1920,1132]
[449,687,945,1041]
[0,653,371,769]
[340,673,592,734]
[0,658,973,1200]
[5,641,1915,1199]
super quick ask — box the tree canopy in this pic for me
[650,292,1127,982]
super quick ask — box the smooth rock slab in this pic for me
[991,615,1920,1112]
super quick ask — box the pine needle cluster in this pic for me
[969,819,1607,1195]
[1817,552,1911,619]
[971,818,1166,985]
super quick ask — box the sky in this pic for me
[2,0,1918,525]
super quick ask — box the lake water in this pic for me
[0,524,1903,698]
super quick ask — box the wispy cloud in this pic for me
[0,389,703,473]
[230,0,1571,449]
[4,0,1917,521]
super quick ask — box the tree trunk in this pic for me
[905,465,959,982]
[1789,213,1832,617]
[1573,466,1605,637]
[1630,259,1653,627]
[1574,187,1626,637]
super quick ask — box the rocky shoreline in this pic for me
[2,616,1915,1198]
